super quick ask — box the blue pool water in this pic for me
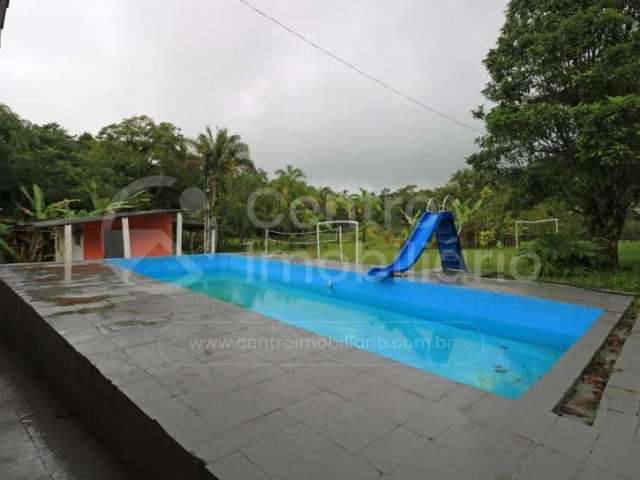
[108,254,603,399]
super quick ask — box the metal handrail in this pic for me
[441,195,452,211]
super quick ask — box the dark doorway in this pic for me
[103,229,124,258]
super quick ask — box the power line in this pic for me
[237,0,484,134]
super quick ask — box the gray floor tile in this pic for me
[351,382,428,423]
[357,426,429,473]
[242,423,346,480]
[389,370,456,401]
[592,407,639,439]
[390,441,508,480]
[192,410,298,463]
[285,391,347,421]
[435,420,534,476]
[589,432,640,479]
[142,397,210,446]
[600,385,640,415]
[329,372,387,399]
[542,417,598,460]
[179,383,245,417]
[402,401,465,439]
[575,463,626,480]
[293,363,362,389]
[147,363,237,396]
[437,383,488,411]
[516,446,582,480]
[208,452,268,480]
[468,396,557,442]
[312,455,381,480]
[120,378,174,406]
[301,399,398,452]
[197,385,282,432]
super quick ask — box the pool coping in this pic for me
[0,257,636,479]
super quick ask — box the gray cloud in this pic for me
[0,0,507,191]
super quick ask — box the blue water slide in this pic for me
[368,211,466,279]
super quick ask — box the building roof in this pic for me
[0,0,9,47]
[26,209,181,228]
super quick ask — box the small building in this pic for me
[28,210,186,262]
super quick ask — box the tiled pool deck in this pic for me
[0,259,638,480]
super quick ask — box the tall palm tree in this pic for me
[352,189,381,242]
[274,165,306,201]
[275,165,306,182]
[273,165,307,229]
[191,126,254,247]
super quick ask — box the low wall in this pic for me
[0,277,216,480]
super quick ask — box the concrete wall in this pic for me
[0,277,215,480]
[82,213,173,260]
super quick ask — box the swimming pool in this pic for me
[108,254,603,399]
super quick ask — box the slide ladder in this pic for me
[368,211,466,279]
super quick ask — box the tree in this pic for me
[17,184,75,262]
[191,126,254,246]
[272,165,310,230]
[94,116,192,209]
[274,165,307,202]
[77,181,150,216]
[451,198,484,236]
[469,0,640,268]
[19,184,74,220]
[0,106,84,215]
[351,189,382,242]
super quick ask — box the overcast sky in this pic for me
[0,0,508,191]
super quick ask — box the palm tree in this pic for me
[351,189,381,243]
[275,165,306,182]
[191,126,254,247]
[274,165,306,201]
[273,165,307,230]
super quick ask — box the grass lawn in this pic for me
[268,240,640,295]
[545,241,640,295]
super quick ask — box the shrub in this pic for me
[517,233,597,277]
[479,229,496,248]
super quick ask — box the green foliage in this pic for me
[18,184,75,220]
[518,233,598,277]
[479,230,496,248]
[76,181,150,217]
[470,0,640,268]
[451,198,483,234]
[0,223,19,262]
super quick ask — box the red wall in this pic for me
[129,214,172,257]
[82,214,173,260]
[83,221,105,260]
